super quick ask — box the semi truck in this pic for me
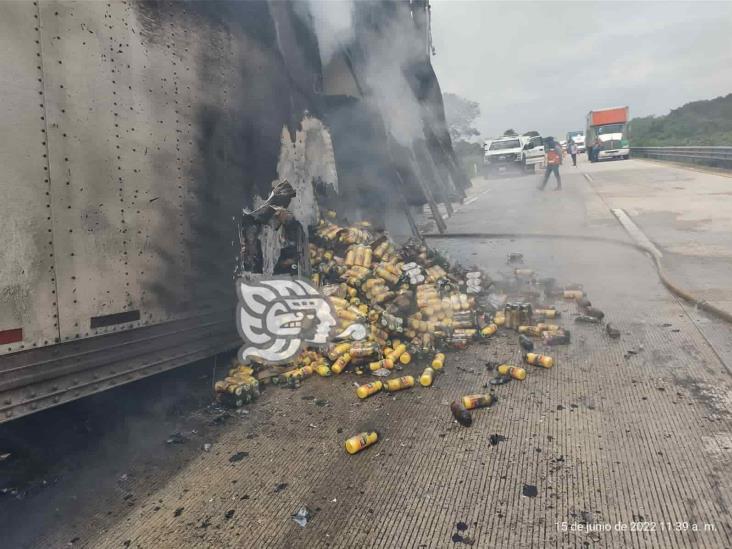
[586,106,630,161]
[0,0,463,423]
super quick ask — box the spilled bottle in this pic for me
[345,431,379,454]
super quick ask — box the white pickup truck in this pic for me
[484,135,545,174]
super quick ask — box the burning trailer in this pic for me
[0,0,466,421]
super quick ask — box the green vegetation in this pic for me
[630,93,732,146]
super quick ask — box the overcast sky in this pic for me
[431,0,732,140]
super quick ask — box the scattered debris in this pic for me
[274,482,289,493]
[489,375,512,386]
[202,443,212,452]
[229,451,249,463]
[606,323,621,339]
[451,532,475,545]
[214,363,260,407]
[456,522,469,531]
[518,334,534,351]
[624,347,643,359]
[210,413,231,426]
[450,401,473,427]
[174,507,184,517]
[575,315,601,324]
[522,484,538,497]
[543,330,571,345]
[224,509,235,520]
[165,432,188,445]
[506,252,524,264]
[489,434,506,446]
[292,505,312,527]
[584,307,605,320]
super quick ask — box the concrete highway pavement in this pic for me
[3,157,732,548]
[440,157,732,366]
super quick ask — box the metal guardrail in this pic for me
[631,146,732,169]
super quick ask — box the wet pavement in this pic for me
[1,158,732,548]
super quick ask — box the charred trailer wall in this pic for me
[0,0,465,421]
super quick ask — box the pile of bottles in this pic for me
[215,213,612,448]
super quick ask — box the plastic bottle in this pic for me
[497,364,526,380]
[387,343,407,362]
[368,358,394,371]
[384,376,415,392]
[331,353,352,375]
[353,245,365,267]
[514,268,535,277]
[461,393,496,410]
[315,364,332,377]
[345,247,356,266]
[535,308,559,319]
[356,381,383,399]
[350,341,380,359]
[494,311,506,326]
[345,431,379,454]
[481,323,498,337]
[399,352,412,365]
[518,325,543,337]
[544,330,571,345]
[419,367,435,387]
[431,352,445,369]
[525,352,554,368]
[328,342,352,360]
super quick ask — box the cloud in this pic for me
[431,0,732,138]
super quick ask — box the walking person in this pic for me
[568,139,578,166]
[591,137,601,162]
[538,137,562,191]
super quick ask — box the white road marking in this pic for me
[462,188,491,206]
[611,208,663,259]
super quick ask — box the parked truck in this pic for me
[586,106,630,161]
[483,133,544,175]
[0,0,462,423]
